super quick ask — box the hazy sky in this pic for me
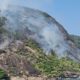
[0,0,80,35]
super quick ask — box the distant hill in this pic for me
[70,35,80,48]
[0,5,80,61]
[0,5,80,80]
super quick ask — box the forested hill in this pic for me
[71,35,80,48]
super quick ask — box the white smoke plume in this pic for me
[25,16,69,56]
[0,0,11,49]
[0,39,9,49]
[0,0,11,13]
[0,5,79,61]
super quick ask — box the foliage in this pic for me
[24,39,80,77]
[0,16,7,34]
[0,69,5,78]
[71,35,80,48]
[0,69,10,80]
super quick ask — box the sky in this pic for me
[0,0,80,35]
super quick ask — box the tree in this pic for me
[0,69,10,80]
[0,16,7,34]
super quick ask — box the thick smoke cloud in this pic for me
[0,1,80,61]
[0,0,11,13]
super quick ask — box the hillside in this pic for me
[0,5,80,61]
[0,39,80,79]
[70,35,80,49]
[0,6,80,80]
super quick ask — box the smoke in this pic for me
[0,38,10,50]
[0,0,11,13]
[0,5,79,59]
[18,12,70,56]
[0,0,11,49]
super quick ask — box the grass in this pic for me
[24,39,80,77]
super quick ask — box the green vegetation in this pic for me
[0,16,7,34]
[23,39,80,77]
[0,69,9,80]
[71,35,80,48]
[0,69,5,79]
[0,13,80,78]
[35,54,80,77]
[0,16,6,27]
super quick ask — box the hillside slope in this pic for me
[70,35,80,48]
[0,39,80,79]
[0,5,80,61]
[0,5,80,79]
